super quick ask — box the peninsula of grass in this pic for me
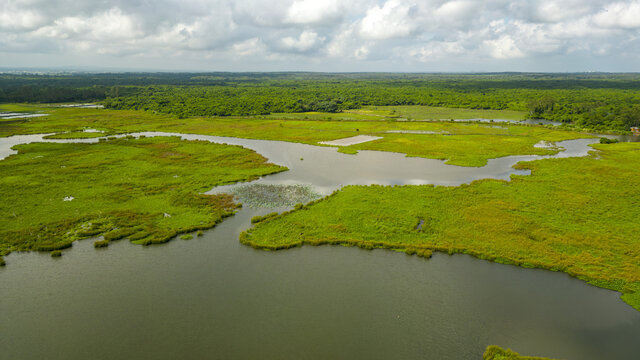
[241,142,640,310]
[43,131,111,139]
[0,136,286,263]
[483,346,557,360]
[1,105,590,167]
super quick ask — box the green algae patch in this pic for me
[483,345,558,360]
[243,143,640,310]
[0,136,286,261]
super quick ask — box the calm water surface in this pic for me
[1,132,639,360]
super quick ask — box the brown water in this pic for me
[1,133,639,360]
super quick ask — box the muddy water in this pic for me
[1,132,639,360]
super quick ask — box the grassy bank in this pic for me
[1,105,590,167]
[241,142,640,310]
[483,346,557,360]
[0,136,286,262]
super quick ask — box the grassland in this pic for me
[347,106,527,121]
[483,346,557,360]
[0,136,286,264]
[241,142,640,310]
[1,105,590,167]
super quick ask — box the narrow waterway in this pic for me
[1,132,639,360]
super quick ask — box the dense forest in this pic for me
[2,72,640,131]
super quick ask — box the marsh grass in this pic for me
[483,345,556,360]
[243,143,640,311]
[94,239,109,248]
[251,212,279,224]
[0,136,286,261]
[230,184,321,208]
[1,105,590,167]
[50,250,62,257]
[180,234,193,240]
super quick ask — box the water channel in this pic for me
[1,132,639,360]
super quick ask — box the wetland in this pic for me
[2,72,640,359]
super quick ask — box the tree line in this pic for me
[2,72,640,131]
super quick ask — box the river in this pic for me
[1,132,639,360]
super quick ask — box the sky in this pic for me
[1,0,640,72]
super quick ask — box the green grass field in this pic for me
[351,105,527,121]
[242,142,640,311]
[0,136,286,264]
[1,105,590,167]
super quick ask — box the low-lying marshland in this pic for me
[242,142,640,310]
[0,136,285,261]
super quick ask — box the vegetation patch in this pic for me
[43,131,111,139]
[483,345,557,360]
[94,239,109,248]
[1,106,591,167]
[242,143,640,310]
[0,136,286,263]
[229,184,322,208]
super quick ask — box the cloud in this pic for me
[1,0,640,71]
[359,0,418,40]
[285,0,343,25]
[593,1,640,29]
[281,30,324,52]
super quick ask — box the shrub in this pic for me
[599,137,619,144]
[94,239,109,248]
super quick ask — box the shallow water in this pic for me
[0,112,48,120]
[1,132,639,360]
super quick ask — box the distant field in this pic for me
[350,106,527,121]
[0,105,590,167]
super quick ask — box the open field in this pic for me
[242,142,640,310]
[0,136,285,263]
[1,105,591,167]
[348,105,527,121]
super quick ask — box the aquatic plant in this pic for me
[50,250,62,257]
[483,345,557,360]
[196,230,203,237]
[251,212,279,224]
[94,240,109,248]
[229,184,321,208]
[180,234,193,240]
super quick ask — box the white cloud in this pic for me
[484,35,525,59]
[593,1,640,29]
[285,0,343,25]
[434,1,479,21]
[281,30,324,51]
[359,0,418,40]
[231,37,266,57]
[410,41,466,62]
